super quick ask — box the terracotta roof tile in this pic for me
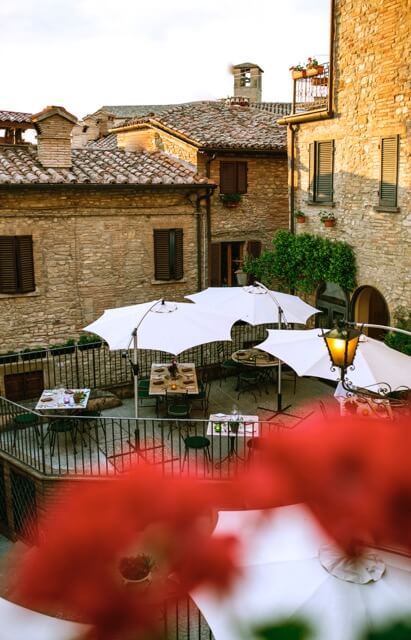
[0,146,211,186]
[87,133,118,150]
[0,110,33,124]
[115,101,287,151]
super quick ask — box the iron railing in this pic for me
[292,62,329,114]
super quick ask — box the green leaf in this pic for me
[253,620,311,640]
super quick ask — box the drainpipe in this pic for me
[289,124,297,235]
[204,153,217,287]
[328,0,336,116]
[196,188,214,291]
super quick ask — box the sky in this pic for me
[2,0,330,119]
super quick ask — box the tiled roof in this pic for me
[115,101,287,151]
[100,102,201,119]
[87,133,118,150]
[251,102,292,116]
[0,146,211,186]
[0,110,33,124]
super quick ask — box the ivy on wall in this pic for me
[243,230,357,294]
[384,307,411,356]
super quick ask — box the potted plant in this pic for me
[0,351,19,364]
[21,346,48,361]
[50,339,76,357]
[294,210,307,224]
[290,57,324,80]
[78,334,103,351]
[119,554,155,586]
[318,211,336,227]
[220,193,242,208]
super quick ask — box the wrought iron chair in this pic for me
[165,391,192,439]
[216,343,242,386]
[237,367,262,402]
[181,433,211,473]
[45,417,82,456]
[191,374,211,416]
[12,412,40,448]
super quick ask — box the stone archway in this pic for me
[351,286,390,340]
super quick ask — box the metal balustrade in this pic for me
[292,62,329,114]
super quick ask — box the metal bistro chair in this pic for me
[181,431,211,473]
[237,362,263,402]
[12,412,40,448]
[138,378,161,416]
[191,375,211,416]
[165,390,192,439]
[45,417,84,456]
[216,343,242,387]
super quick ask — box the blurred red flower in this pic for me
[13,464,239,640]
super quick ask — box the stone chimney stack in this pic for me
[31,106,78,168]
[233,62,264,103]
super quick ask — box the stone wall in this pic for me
[0,187,202,350]
[292,0,411,315]
[198,153,289,249]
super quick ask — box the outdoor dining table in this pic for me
[337,394,394,420]
[35,388,91,411]
[207,413,259,467]
[231,348,279,368]
[148,362,199,396]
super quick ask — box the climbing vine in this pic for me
[243,230,357,294]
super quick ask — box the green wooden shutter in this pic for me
[315,141,334,202]
[219,162,237,194]
[308,143,315,201]
[236,162,248,194]
[0,236,18,294]
[173,229,184,280]
[16,236,35,293]
[380,136,399,208]
[154,230,171,280]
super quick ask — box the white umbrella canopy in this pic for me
[185,285,320,326]
[255,328,411,393]
[83,299,235,354]
[192,505,411,640]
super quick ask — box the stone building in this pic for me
[111,99,289,287]
[0,106,212,353]
[279,0,410,336]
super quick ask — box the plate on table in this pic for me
[183,379,193,385]
[236,351,247,358]
[154,367,165,373]
[64,389,74,394]
[181,367,192,373]
[153,380,164,386]
[41,397,53,402]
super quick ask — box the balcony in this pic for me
[291,62,329,115]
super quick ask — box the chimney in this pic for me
[232,62,264,103]
[31,106,78,168]
[225,96,250,107]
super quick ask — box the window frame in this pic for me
[308,140,334,204]
[153,228,184,281]
[0,235,35,295]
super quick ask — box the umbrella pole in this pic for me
[133,329,139,420]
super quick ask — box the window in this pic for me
[0,236,35,294]
[220,162,248,194]
[309,140,334,203]
[240,68,251,87]
[153,229,183,281]
[379,136,399,209]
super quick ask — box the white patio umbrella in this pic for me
[255,328,411,393]
[83,299,235,418]
[186,284,321,414]
[192,504,411,640]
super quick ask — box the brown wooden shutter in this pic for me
[154,230,171,280]
[16,236,35,293]
[237,162,248,194]
[173,229,184,280]
[219,162,237,194]
[0,236,18,294]
[316,141,334,202]
[308,143,315,201]
[246,240,262,258]
[380,136,399,208]
[210,243,221,286]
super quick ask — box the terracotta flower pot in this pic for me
[323,219,336,228]
[296,216,306,224]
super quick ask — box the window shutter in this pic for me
[380,136,398,207]
[173,229,184,280]
[219,162,237,194]
[308,143,315,201]
[16,236,35,293]
[236,162,248,194]
[315,141,334,202]
[154,230,171,280]
[0,236,18,294]
[210,243,221,286]
[246,240,261,258]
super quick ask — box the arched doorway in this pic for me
[351,286,390,340]
[315,281,350,328]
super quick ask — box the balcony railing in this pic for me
[292,62,329,115]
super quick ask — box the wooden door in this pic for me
[4,371,44,402]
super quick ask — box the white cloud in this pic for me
[1,0,330,117]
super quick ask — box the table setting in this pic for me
[149,363,199,395]
[35,388,91,411]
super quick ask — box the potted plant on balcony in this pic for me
[290,57,324,80]
[220,193,242,208]
[318,210,336,228]
[294,210,307,224]
[50,338,76,357]
[78,334,103,351]
[21,346,48,361]
[0,351,19,364]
